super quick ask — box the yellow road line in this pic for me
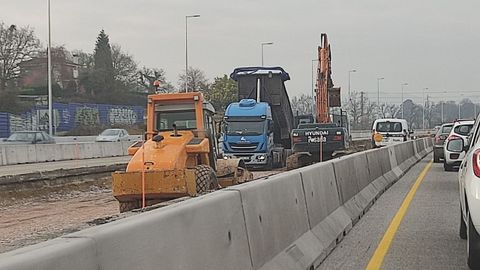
[365,159,433,270]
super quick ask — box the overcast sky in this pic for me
[2,0,480,104]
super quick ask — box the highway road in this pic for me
[318,154,467,269]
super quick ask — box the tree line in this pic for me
[290,92,480,130]
[0,21,237,113]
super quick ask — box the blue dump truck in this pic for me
[221,67,294,169]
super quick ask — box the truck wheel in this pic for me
[195,165,218,194]
[119,200,139,213]
[433,152,440,163]
[467,211,480,269]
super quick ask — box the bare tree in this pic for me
[290,94,314,115]
[345,91,377,130]
[111,44,138,86]
[178,67,209,92]
[378,103,400,118]
[0,22,41,91]
[138,67,174,93]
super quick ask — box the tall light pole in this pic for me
[348,69,357,99]
[261,42,273,66]
[422,88,428,130]
[441,101,444,123]
[458,94,464,119]
[377,77,384,106]
[185,14,200,93]
[401,83,408,119]
[47,0,53,136]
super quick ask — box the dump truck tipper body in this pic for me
[222,67,294,168]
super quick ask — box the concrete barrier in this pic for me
[0,238,97,270]
[300,162,352,266]
[332,152,373,223]
[53,135,142,143]
[0,141,134,166]
[0,191,253,270]
[228,171,314,270]
[0,139,433,270]
[364,147,390,196]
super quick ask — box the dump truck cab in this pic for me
[112,92,251,212]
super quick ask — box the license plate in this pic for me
[308,136,326,143]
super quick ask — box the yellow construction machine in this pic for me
[112,92,252,212]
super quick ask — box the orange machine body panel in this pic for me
[315,33,336,124]
[113,92,211,202]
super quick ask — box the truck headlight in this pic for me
[257,155,266,160]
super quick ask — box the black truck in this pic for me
[291,122,349,160]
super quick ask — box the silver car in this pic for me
[2,131,55,144]
[95,129,130,142]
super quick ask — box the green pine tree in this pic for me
[91,29,114,97]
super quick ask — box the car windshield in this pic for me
[454,124,473,136]
[156,110,197,131]
[101,129,120,136]
[375,121,403,132]
[7,132,36,142]
[226,121,265,135]
[441,125,453,134]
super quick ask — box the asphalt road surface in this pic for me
[318,154,468,270]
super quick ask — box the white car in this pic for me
[457,116,480,268]
[443,120,474,171]
[95,129,130,142]
[371,118,412,147]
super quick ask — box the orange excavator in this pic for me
[112,91,252,212]
[287,33,346,169]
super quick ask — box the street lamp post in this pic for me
[185,14,200,93]
[458,94,464,119]
[47,0,53,136]
[261,42,273,66]
[377,77,384,108]
[401,83,408,119]
[423,88,428,129]
[441,101,444,123]
[348,69,357,99]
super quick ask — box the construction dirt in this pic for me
[0,170,280,254]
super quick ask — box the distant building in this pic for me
[18,47,81,91]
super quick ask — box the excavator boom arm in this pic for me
[315,33,334,123]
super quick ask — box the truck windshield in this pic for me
[376,121,403,132]
[156,110,197,131]
[226,121,265,135]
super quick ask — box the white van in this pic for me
[372,118,411,147]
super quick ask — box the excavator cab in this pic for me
[112,92,251,212]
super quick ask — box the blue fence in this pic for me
[0,113,10,138]
[0,102,145,138]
